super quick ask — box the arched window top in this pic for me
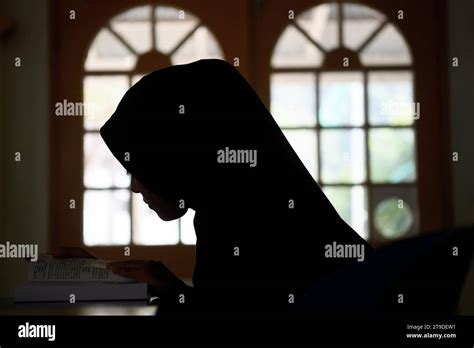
[84,4,224,73]
[272,1,412,69]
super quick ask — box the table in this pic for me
[0,298,158,315]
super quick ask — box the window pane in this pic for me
[374,197,414,239]
[323,185,368,240]
[282,130,318,180]
[296,3,339,51]
[110,5,152,54]
[132,194,179,245]
[84,133,130,189]
[83,75,129,130]
[180,209,196,245]
[84,28,137,71]
[319,72,364,127]
[369,128,416,183]
[84,190,131,246]
[368,71,414,126]
[270,73,316,127]
[371,186,418,242]
[360,23,412,66]
[155,6,199,54]
[271,25,324,68]
[171,26,223,65]
[321,129,366,184]
[343,3,386,50]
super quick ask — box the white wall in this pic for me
[0,0,49,297]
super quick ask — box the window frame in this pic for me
[81,3,226,248]
[269,1,419,242]
[253,0,452,245]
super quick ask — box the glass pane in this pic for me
[84,189,131,246]
[343,3,386,50]
[323,185,368,240]
[319,72,364,127]
[180,209,196,245]
[155,6,199,54]
[370,186,418,242]
[85,28,137,71]
[171,26,223,65]
[270,73,316,127]
[360,23,412,66]
[132,194,179,245]
[368,71,414,126]
[84,133,130,188]
[110,5,152,54]
[321,129,365,184]
[369,128,416,183]
[296,3,339,51]
[271,25,324,68]
[282,130,318,180]
[83,75,129,130]
[374,197,414,239]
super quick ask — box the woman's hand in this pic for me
[106,260,188,289]
[51,249,186,291]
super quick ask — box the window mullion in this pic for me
[363,71,372,241]
[337,1,343,48]
[315,72,322,184]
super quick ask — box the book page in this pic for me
[28,254,135,283]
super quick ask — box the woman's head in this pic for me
[100,59,276,207]
[100,59,338,221]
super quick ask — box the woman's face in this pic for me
[130,176,187,221]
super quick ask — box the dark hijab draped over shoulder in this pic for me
[101,59,372,311]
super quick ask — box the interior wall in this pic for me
[0,0,49,297]
[448,0,474,227]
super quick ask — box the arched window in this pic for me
[82,4,224,246]
[270,1,417,243]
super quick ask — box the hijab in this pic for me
[100,59,372,311]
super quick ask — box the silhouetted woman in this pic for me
[100,59,372,312]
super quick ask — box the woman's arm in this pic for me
[106,260,189,290]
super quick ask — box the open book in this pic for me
[14,254,148,303]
